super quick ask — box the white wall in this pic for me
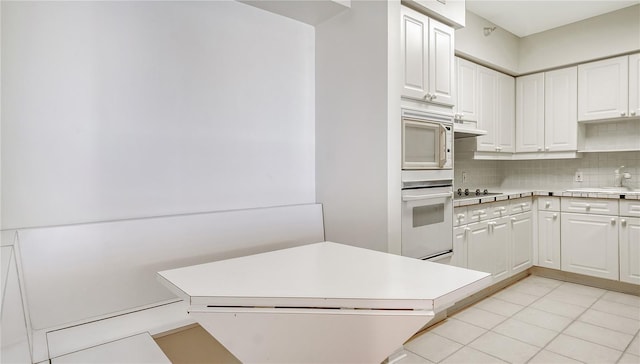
[1,1,316,229]
[519,5,640,74]
[454,10,520,75]
[315,0,392,253]
[457,5,640,75]
[1,246,32,364]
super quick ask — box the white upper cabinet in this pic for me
[515,73,545,152]
[545,67,578,151]
[455,57,478,122]
[476,66,498,152]
[515,67,577,154]
[476,65,514,153]
[629,53,640,118]
[496,72,515,153]
[405,0,466,29]
[401,6,455,106]
[578,55,629,121]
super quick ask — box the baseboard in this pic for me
[530,266,640,296]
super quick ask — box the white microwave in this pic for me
[401,109,453,170]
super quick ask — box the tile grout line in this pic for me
[530,284,613,363]
[405,277,638,364]
[616,330,640,364]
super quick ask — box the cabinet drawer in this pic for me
[561,197,619,215]
[454,207,468,226]
[537,196,560,212]
[620,199,640,217]
[468,201,509,223]
[510,197,532,214]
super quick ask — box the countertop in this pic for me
[453,189,640,207]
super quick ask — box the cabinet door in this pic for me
[400,7,429,101]
[619,217,640,284]
[545,67,578,151]
[629,53,640,118]
[456,57,477,122]
[491,216,511,282]
[476,66,498,152]
[452,225,468,268]
[467,218,510,283]
[428,17,455,106]
[497,73,515,153]
[538,211,560,270]
[578,56,629,121]
[515,73,545,153]
[467,221,493,274]
[511,212,533,274]
[561,213,619,280]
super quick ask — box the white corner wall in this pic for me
[1,1,316,229]
[518,4,640,74]
[315,0,391,253]
[454,10,520,75]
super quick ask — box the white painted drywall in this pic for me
[1,1,315,229]
[455,11,520,75]
[0,247,32,364]
[519,5,640,74]
[315,0,392,253]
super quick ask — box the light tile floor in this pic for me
[391,275,640,364]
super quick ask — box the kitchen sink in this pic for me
[567,187,640,194]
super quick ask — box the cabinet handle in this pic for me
[538,147,542,151]
[424,93,431,100]
[432,94,437,100]
[553,213,558,219]
[545,147,550,151]
[511,217,517,222]
[585,204,591,211]
[621,112,626,117]
[631,112,637,116]
[521,203,527,207]
[545,201,551,208]
[621,219,627,227]
[611,218,616,225]
[460,113,464,118]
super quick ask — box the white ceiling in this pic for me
[466,0,639,37]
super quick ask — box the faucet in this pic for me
[614,166,632,187]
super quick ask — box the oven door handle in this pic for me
[402,192,453,201]
[439,124,447,168]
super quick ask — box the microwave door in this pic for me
[403,120,439,169]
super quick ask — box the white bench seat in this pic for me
[51,333,170,364]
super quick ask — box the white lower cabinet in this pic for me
[537,210,561,270]
[510,211,533,274]
[619,216,640,284]
[561,212,619,280]
[452,225,468,268]
[453,199,533,284]
[467,219,510,282]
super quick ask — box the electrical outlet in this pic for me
[462,172,468,183]
[575,171,583,182]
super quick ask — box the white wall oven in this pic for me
[402,109,453,171]
[401,181,453,260]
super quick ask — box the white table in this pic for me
[158,241,490,363]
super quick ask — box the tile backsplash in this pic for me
[454,151,640,191]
